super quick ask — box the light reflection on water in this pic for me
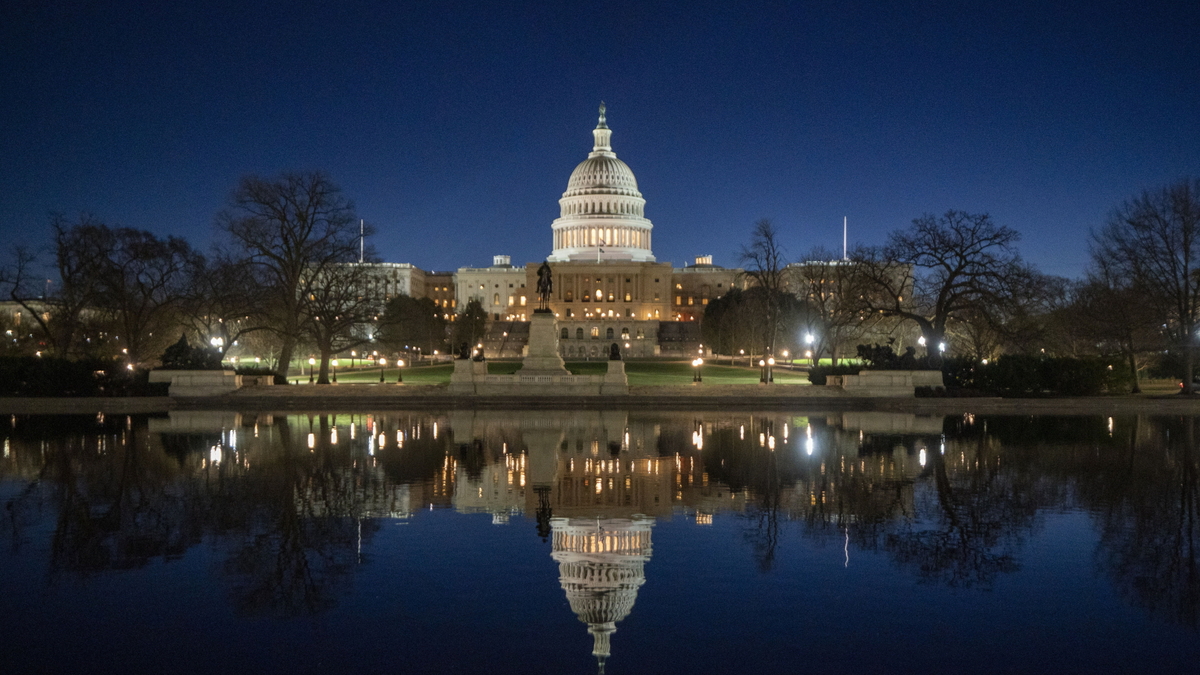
[1,410,1198,674]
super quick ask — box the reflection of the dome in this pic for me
[551,516,654,674]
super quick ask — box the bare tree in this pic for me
[738,219,789,355]
[179,254,268,356]
[302,263,380,384]
[90,226,198,364]
[217,172,365,380]
[0,216,114,357]
[852,211,1035,365]
[1092,178,1200,393]
[788,247,877,365]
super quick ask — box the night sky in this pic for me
[2,0,1196,278]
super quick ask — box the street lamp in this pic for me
[331,358,339,383]
[759,358,767,383]
[379,357,387,382]
[767,356,776,384]
[396,358,404,383]
[692,357,703,382]
[308,357,315,384]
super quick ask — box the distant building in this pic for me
[456,255,530,321]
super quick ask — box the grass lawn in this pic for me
[303,361,811,386]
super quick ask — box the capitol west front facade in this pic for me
[361,104,743,358]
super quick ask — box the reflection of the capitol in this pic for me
[25,409,945,669]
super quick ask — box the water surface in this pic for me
[2,410,1198,674]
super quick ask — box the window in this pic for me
[676,283,683,289]
[508,296,514,306]
[675,296,682,305]
[688,297,694,305]
[508,284,513,288]
[624,292,631,302]
[582,292,590,302]
[702,298,709,305]
[566,309,573,317]
[607,292,615,302]
[625,308,633,317]
[606,327,614,339]
[565,291,573,301]
[519,296,526,306]
[561,328,569,339]
[621,328,630,339]
[654,278,659,283]
[654,293,660,301]
[576,328,584,339]
[494,293,500,305]
[591,327,600,338]
[625,278,631,283]
[637,329,645,339]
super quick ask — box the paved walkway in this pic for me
[6,385,1200,415]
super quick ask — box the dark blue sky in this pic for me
[2,0,1196,278]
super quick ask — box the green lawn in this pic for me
[296,360,811,386]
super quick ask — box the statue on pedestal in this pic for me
[536,260,553,313]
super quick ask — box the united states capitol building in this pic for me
[360,104,744,358]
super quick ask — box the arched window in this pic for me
[591,326,600,338]
[561,328,569,339]
[576,328,584,339]
[606,327,614,339]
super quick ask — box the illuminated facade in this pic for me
[548,103,655,263]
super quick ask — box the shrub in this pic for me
[941,354,1127,396]
[0,356,166,397]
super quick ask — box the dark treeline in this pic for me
[4,173,1198,391]
[706,178,1200,392]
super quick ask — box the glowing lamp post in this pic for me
[759,358,767,383]
[692,357,704,383]
[378,357,387,382]
[396,358,404,383]
[767,356,776,384]
[331,359,338,383]
[308,357,315,384]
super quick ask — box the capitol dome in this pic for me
[548,103,656,263]
[565,155,640,196]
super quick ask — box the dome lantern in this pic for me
[548,104,656,263]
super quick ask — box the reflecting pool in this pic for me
[2,410,1198,674]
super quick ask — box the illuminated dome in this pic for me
[548,103,655,263]
[565,155,640,196]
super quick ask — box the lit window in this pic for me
[591,327,600,338]
[519,296,526,306]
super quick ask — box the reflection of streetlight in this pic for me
[692,357,704,382]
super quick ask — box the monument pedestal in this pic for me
[520,311,570,375]
[601,360,628,394]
